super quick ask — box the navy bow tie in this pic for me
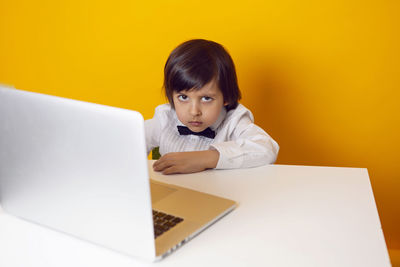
[177,126,216,139]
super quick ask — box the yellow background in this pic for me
[1,0,399,254]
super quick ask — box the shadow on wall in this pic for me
[389,249,400,267]
[240,53,400,251]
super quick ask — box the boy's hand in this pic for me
[153,150,219,175]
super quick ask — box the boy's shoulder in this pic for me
[153,103,177,124]
[226,103,255,122]
[154,103,173,113]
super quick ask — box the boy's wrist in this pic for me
[203,150,219,169]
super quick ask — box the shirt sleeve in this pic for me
[144,107,163,155]
[210,113,279,169]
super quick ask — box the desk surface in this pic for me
[0,162,391,267]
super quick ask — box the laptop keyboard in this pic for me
[152,210,184,238]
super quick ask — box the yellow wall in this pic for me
[1,0,399,249]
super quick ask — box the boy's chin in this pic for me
[186,125,208,133]
[188,127,206,133]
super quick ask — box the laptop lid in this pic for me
[0,86,156,260]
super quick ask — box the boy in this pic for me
[145,39,279,174]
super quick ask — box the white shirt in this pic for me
[144,103,279,169]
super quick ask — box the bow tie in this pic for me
[177,125,216,139]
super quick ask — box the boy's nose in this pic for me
[189,103,202,116]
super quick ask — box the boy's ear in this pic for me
[224,101,229,106]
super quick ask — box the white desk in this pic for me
[0,162,391,267]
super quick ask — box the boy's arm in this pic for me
[144,108,164,155]
[210,123,279,169]
[153,150,219,175]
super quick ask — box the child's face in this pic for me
[172,79,227,133]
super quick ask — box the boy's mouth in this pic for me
[188,121,203,127]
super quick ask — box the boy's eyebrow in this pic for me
[201,92,217,96]
[173,91,217,96]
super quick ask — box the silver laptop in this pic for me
[0,86,236,261]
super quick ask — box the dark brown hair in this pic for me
[163,39,241,111]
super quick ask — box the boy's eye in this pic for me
[177,95,188,101]
[202,96,213,102]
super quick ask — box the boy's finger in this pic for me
[153,156,166,168]
[153,159,173,171]
[153,159,161,168]
[162,166,179,175]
